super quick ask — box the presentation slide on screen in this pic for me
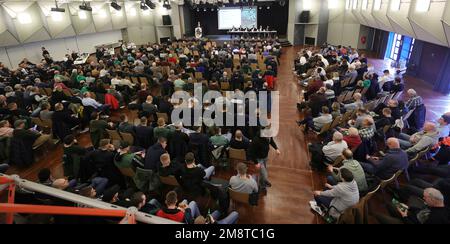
[218,7,257,30]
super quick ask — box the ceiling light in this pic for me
[362,0,368,10]
[352,0,358,10]
[390,0,401,11]
[78,10,87,19]
[373,0,382,10]
[18,12,32,24]
[51,12,63,21]
[303,0,312,10]
[129,8,137,16]
[99,9,107,18]
[328,0,339,9]
[416,0,430,12]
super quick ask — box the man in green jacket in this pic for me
[327,149,368,193]
[114,141,141,169]
[89,112,109,148]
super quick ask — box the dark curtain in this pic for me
[434,49,450,95]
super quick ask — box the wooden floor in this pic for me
[5,46,450,224]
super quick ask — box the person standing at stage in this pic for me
[195,22,203,39]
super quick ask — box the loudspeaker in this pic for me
[162,15,172,25]
[299,11,310,23]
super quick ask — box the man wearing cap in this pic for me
[114,141,143,169]
[102,185,122,204]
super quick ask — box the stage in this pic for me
[186,35,291,47]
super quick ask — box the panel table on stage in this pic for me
[228,30,278,39]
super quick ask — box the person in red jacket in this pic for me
[151,191,201,223]
[343,127,362,151]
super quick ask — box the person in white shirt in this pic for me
[82,92,109,113]
[437,114,450,139]
[120,77,136,89]
[99,66,108,78]
[322,132,348,162]
[313,106,333,131]
[378,70,392,90]
[229,163,258,194]
[111,74,122,87]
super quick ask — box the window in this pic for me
[387,32,415,63]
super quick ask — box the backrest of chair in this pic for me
[119,167,135,178]
[229,187,250,204]
[131,77,139,84]
[332,156,344,167]
[229,148,247,161]
[195,72,203,79]
[417,146,431,159]
[409,154,420,165]
[107,129,122,141]
[380,170,402,189]
[139,77,149,85]
[362,184,381,202]
[319,122,332,135]
[160,176,179,186]
[344,91,354,102]
[364,101,376,111]
[330,116,342,129]
[31,117,44,128]
[337,92,347,103]
[44,88,53,96]
[221,82,230,90]
[41,119,53,128]
[340,110,353,126]
[403,108,416,122]
[121,132,134,145]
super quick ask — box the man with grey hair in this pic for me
[343,93,363,111]
[398,122,440,155]
[322,132,348,162]
[376,188,449,224]
[405,89,424,110]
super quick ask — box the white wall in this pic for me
[327,0,361,48]
[0,1,188,68]
[0,30,123,68]
[0,47,12,68]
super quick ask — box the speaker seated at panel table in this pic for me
[162,15,172,25]
[299,11,310,23]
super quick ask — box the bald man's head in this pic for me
[423,122,437,133]
[386,138,400,149]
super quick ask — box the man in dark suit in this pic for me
[169,124,190,165]
[144,137,167,171]
[134,117,153,149]
[360,138,409,180]
[189,126,212,167]
[52,103,80,141]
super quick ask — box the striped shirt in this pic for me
[406,95,423,110]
